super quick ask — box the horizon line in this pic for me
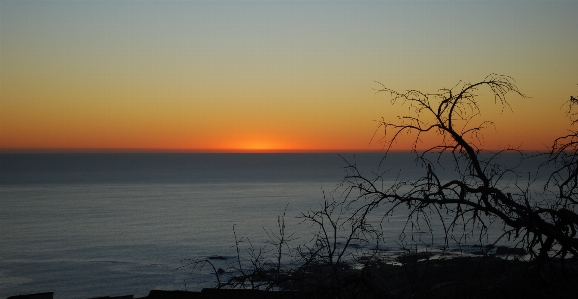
[0,148,552,154]
[0,148,386,154]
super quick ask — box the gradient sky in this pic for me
[1,0,577,152]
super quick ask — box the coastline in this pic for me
[7,253,577,299]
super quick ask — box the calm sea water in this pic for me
[0,153,551,299]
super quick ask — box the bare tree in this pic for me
[344,74,578,272]
[184,200,388,298]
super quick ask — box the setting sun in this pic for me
[228,140,288,153]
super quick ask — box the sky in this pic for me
[1,0,577,153]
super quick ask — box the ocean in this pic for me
[0,153,552,299]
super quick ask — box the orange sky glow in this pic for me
[1,1,577,153]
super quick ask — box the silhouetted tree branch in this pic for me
[347,74,578,272]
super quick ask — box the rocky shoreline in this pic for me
[7,290,305,299]
[7,252,577,299]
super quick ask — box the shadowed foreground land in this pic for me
[8,255,578,299]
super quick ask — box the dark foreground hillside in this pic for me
[7,255,578,299]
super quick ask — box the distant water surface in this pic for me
[0,153,377,299]
[0,153,551,299]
